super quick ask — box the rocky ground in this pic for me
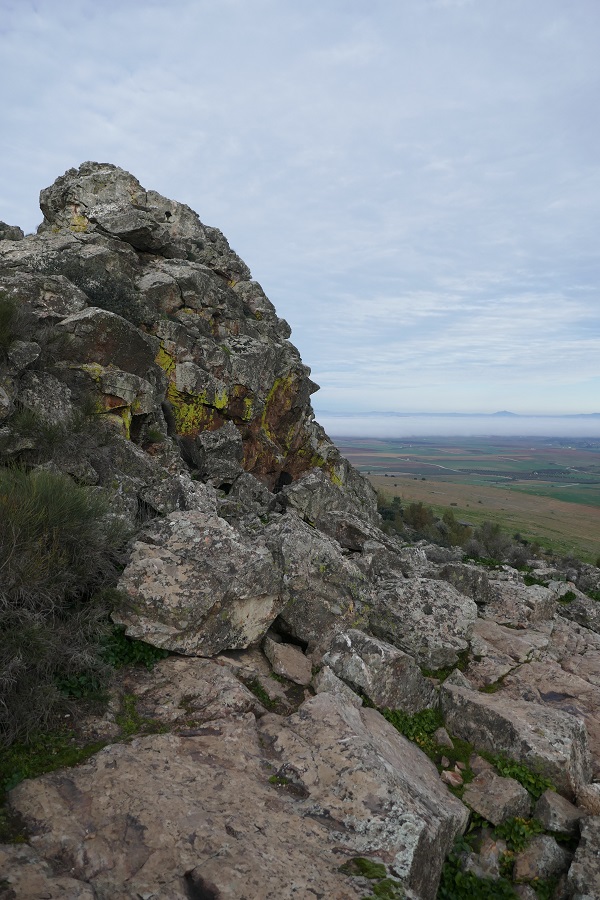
[1,164,600,899]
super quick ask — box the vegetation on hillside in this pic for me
[0,466,129,745]
[378,491,600,574]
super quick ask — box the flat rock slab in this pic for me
[117,655,266,724]
[473,618,550,663]
[441,682,591,799]
[369,577,477,669]
[462,769,531,825]
[259,693,469,899]
[10,720,366,900]
[499,659,600,775]
[322,628,437,712]
[8,695,468,900]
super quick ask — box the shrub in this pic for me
[0,467,128,745]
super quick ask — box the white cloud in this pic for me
[1,0,599,422]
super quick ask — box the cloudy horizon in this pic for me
[1,1,599,423]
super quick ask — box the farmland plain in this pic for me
[335,435,600,561]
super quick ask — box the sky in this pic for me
[1,0,599,432]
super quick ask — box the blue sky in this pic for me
[1,0,599,424]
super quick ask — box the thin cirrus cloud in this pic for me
[0,0,599,430]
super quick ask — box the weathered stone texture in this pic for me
[441,682,591,799]
[322,628,437,712]
[370,577,477,669]
[116,509,283,654]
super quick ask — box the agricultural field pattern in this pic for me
[336,435,600,561]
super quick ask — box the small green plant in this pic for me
[0,466,128,746]
[0,293,18,358]
[485,755,554,800]
[556,590,576,605]
[339,857,404,899]
[479,675,506,694]
[101,625,170,670]
[268,774,291,786]
[0,728,107,809]
[437,836,517,899]
[243,677,278,711]
[422,649,470,681]
[494,817,544,852]
[380,708,443,757]
[586,589,600,602]
[55,672,106,701]
[144,427,165,443]
[530,876,560,900]
[114,694,168,738]
[523,574,549,588]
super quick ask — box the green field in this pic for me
[336,435,600,561]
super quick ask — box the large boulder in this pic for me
[265,511,372,647]
[441,681,592,799]
[116,508,283,654]
[369,577,478,669]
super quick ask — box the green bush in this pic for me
[0,466,128,745]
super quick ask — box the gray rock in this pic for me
[18,369,74,422]
[534,789,584,835]
[441,681,592,799]
[462,768,531,825]
[559,591,600,636]
[0,384,12,421]
[483,579,556,627]
[313,664,363,708]
[0,272,89,321]
[266,511,372,647]
[116,508,283,654]
[186,419,244,486]
[370,577,477,669]
[433,727,454,748]
[263,636,312,685]
[7,340,41,370]
[322,629,437,712]
[281,467,380,537]
[57,306,159,377]
[439,562,495,604]
[568,816,600,898]
[513,834,572,882]
[0,220,24,241]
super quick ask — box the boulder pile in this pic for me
[1,164,600,898]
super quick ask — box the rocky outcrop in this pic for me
[4,163,600,899]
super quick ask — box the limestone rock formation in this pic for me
[3,163,600,899]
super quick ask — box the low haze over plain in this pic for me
[1,0,599,430]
